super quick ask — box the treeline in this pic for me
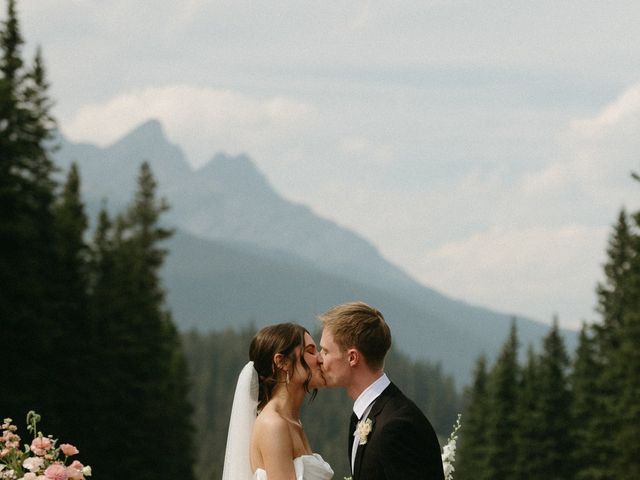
[1,1,194,479]
[457,207,640,479]
[182,327,461,480]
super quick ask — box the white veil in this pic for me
[222,361,259,480]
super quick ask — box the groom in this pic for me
[318,301,444,480]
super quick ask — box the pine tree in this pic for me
[536,318,573,479]
[513,346,545,480]
[87,163,195,480]
[611,202,640,477]
[48,163,92,444]
[485,320,520,480]
[590,209,635,478]
[612,309,640,478]
[0,0,59,426]
[456,355,490,480]
[571,324,609,480]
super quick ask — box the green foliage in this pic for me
[535,319,573,479]
[456,355,490,480]
[484,320,520,480]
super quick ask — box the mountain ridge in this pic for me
[53,119,578,384]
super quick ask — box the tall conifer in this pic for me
[485,320,520,480]
[457,355,490,480]
[537,318,573,479]
[0,0,59,426]
[49,163,91,443]
[611,203,640,477]
[87,163,194,480]
[571,325,608,480]
[513,346,544,480]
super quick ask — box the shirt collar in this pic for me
[353,373,390,419]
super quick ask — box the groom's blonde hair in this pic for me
[319,301,391,370]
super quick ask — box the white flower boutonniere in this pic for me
[354,418,373,445]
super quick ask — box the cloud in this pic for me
[416,225,608,328]
[62,85,317,167]
[523,82,640,212]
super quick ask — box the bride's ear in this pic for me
[273,353,288,372]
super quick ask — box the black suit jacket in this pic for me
[348,382,444,480]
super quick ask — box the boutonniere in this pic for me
[354,418,373,445]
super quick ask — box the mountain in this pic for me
[53,120,578,384]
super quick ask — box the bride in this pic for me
[222,323,334,480]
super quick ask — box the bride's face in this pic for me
[294,332,325,389]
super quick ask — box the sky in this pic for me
[15,1,640,329]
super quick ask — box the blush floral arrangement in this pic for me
[0,411,92,480]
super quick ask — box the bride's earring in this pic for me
[286,371,290,385]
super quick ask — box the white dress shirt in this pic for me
[351,373,391,473]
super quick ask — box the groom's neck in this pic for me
[347,369,384,401]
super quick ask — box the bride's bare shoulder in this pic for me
[254,408,290,436]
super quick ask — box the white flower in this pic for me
[2,468,16,480]
[354,418,373,445]
[82,466,92,477]
[22,457,44,472]
[441,414,462,480]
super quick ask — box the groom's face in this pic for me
[318,328,350,388]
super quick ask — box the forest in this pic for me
[2,0,639,479]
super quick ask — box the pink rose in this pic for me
[66,466,84,480]
[60,444,79,456]
[69,461,84,471]
[44,463,69,480]
[31,437,53,456]
[23,473,38,480]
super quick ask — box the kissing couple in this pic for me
[222,301,445,480]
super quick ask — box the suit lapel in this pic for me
[353,383,398,479]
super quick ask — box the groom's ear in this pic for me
[347,348,360,367]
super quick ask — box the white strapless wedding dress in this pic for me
[253,453,334,480]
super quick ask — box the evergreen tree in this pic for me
[484,320,520,480]
[457,355,490,480]
[611,202,640,477]
[571,325,609,480]
[513,346,545,480]
[590,209,635,478]
[48,163,91,444]
[87,163,195,480]
[612,309,640,478]
[536,318,573,479]
[0,0,59,426]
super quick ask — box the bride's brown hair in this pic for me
[250,323,316,411]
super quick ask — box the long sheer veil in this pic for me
[222,361,259,480]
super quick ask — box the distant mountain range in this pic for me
[53,120,577,384]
